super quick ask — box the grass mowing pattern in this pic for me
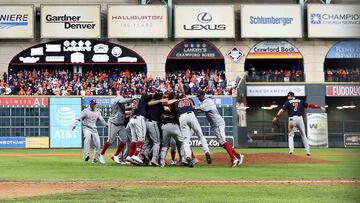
[3,186,360,203]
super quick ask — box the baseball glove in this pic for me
[272,117,280,128]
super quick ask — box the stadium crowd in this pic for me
[325,68,360,82]
[246,69,304,82]
[0,68,239,96]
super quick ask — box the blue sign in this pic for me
[326,41,360,59]
[83,97,112,107]
[50,98,82,148]
[0,137,26,148]
[192,97,233,106]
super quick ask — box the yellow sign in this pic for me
[26,137,49,148]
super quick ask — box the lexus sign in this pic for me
[174,5,235,38]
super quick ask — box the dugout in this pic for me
[324,40,360,82]
[325,85,360,147]
[245,40,304,82]
[8,39,147,75]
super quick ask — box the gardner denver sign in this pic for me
[41,5,100,38]
[326,85,360,97]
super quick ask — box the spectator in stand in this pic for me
[1,68,239,96]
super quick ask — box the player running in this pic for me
[99,95,134,164]
[273,91,325,156]
[72,100,108,163]
[195,90,244,167]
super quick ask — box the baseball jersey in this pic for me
[160,109,179,125]
[171,98,194,117]
[146,101,164,122]
[133,94,152,117]
[282,99,308,117]
[73,108,107,131]
[194,97,225,127]
[108,96,133,125]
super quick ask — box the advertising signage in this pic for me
[247,85,305,97]
[41,5,101,38]
[308,4,360,38]
[241,5,302,38]
[326,85,360,97]
[108,5,168,38]
[167,40,223,59]
[174,5,235,38]
[50,98,82,148]
[0,98,48,107]
[247,41,302,59]
[326,41,360,59]
[9,39,146,66]
[0,5,34,39]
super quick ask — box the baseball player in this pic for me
[159,91,185,167]
[143,90,166,166]
[72,100,108,163]
[273,91,325,156]
[99,95,133,164]
[195,90,244,167]
[126,89,152,165]
[168,88,211,167]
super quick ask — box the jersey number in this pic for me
[178,100,191,108]
[292,103,299,111]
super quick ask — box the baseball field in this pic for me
[0,147,359,202]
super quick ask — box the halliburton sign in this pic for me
[108,5,168,38]
[326,85,360,97]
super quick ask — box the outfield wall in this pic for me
[0,96,237,149]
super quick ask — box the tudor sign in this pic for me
[326,85,360,97]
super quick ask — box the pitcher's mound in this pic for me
[195,152,332,166]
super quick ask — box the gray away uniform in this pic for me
[73,108,107,161]
[194,97,227,145]
[107,96,133,144]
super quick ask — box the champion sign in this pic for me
[307,4,360,38]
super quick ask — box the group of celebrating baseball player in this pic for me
[73,81,245,168]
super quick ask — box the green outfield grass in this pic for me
[0,148,359,181]
[3,186,360,203]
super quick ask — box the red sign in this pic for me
[326,85,360,97]
[0,98,48,107]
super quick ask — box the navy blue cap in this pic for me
[90,99,97,105]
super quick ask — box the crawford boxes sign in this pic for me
[174,5,235,38]
[0,5,34,39]
[108,5,168,38]
[308,4,360,38]
[241,4,302,38]
[41,5,101,38]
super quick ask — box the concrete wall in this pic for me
[0,1,346,81]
